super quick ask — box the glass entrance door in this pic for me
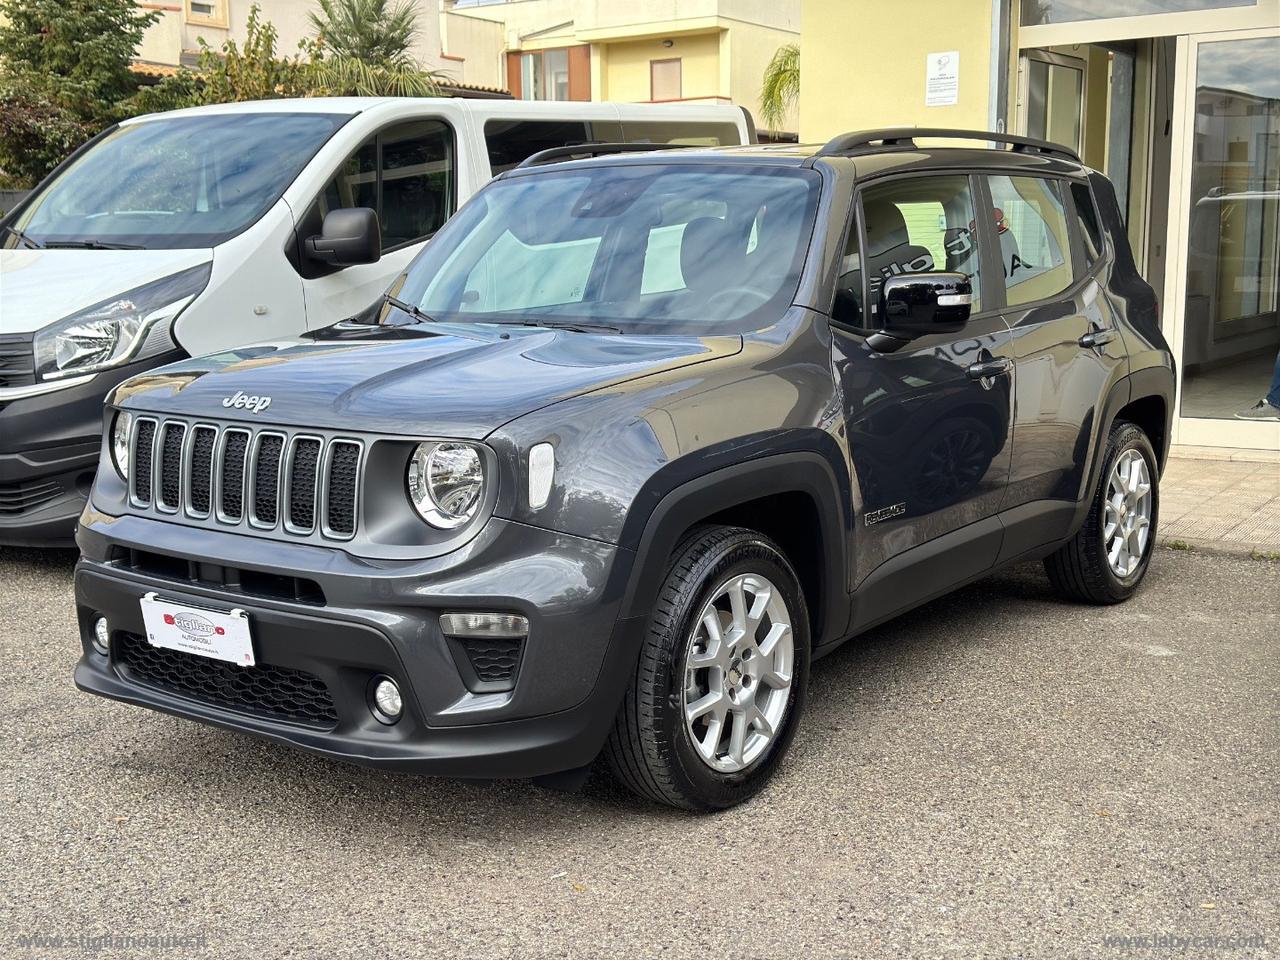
[1170,31,1280,449]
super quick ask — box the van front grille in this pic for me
[129,417,361,541]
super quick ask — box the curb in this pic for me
[1158,536,1280,561]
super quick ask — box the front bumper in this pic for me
[73,511,645,778]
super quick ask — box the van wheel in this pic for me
[1045,421,1159,604]
[605,525,810,810]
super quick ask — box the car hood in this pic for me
[112,321,743,439]
[0,248,214,333]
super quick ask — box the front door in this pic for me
[298,118,456,326]
[831,173,1015,588]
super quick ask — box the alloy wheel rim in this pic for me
[1104,448,1153,578]
[682,573,794,773]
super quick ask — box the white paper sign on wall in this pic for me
[926,51,960,107]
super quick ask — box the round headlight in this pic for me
[111,411,133,481]
[407,441,485,529]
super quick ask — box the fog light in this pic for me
[372,677,402,723]
[92,617,110,655]
[439,612,529,639]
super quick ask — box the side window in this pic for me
[317,120,454,252]
[832,207,863,327]
[483,119,592,174]
[986,175,1075,306]
[859,175,983,320]
[617,120,743,147]
[1070,181,1105,267]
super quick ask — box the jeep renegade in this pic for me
[72,130,1176,810]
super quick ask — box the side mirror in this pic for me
[875,272,973,341]
[306,207,381,267]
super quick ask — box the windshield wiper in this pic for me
[1,225,42,249]
[382,293,437,325]
[41,239,144,250]
[481,318,624,335]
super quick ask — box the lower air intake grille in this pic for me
[463,637,522,685]
[115,631,338,728]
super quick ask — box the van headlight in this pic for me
[33,263,211,381]
[407,441,486,529]
[111,410,133,481]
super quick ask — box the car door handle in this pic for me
[1079,326,1117,349]
[966,356,1012,380]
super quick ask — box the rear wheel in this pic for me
[1045,421,1159,604]
[605,525,810,810]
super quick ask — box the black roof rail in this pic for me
[516,141,691,169]
[815,128,1081,163]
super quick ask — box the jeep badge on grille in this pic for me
[222,391,272,414]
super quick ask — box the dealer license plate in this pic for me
[139,592,256,667]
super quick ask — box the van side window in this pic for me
[616,121,743,147]
[1070,182,1105,266]
[318,119,454,252]
[484,120,594,174]
[858,175,983,318]
[985,175,1075,306]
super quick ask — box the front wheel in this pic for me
[605,526,810,810]
[1045,420,1160,604]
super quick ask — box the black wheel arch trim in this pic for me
[614,440,851,648]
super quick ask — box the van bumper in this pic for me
[0,352,182,547]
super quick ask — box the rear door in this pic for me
[987,174,1127,552]
[297,116,456,326]
[831,172,1015,584]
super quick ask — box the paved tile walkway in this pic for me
[1160,447,1280,553]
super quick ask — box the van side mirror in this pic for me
[306,207,381,267]
[866,272,972,351]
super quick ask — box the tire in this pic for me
[605,525,811,811]
[1044,420,1160,604]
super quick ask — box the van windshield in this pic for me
[393,163,821,335]
[8,113,349,250]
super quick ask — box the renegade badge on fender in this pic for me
[73,131,1175,810]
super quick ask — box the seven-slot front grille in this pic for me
[129,418,361,540]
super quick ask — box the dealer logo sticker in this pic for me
[162,612,225,639]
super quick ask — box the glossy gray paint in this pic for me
[73,143,1175,777]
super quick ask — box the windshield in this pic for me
[8,113,349,250]
[392,163,820,334]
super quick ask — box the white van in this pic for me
[0,97,752,545]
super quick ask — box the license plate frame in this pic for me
[139,592,256,667]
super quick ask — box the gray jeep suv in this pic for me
[72,130,1175,810]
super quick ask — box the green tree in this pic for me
[759,42,799,136]
[308,0,418,65]
[0,0,158,120]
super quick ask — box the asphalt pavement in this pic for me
[1,546,1276,959]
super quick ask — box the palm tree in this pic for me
[759,43,799,136]
[305,0,445,97]
[308,0,418,66]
